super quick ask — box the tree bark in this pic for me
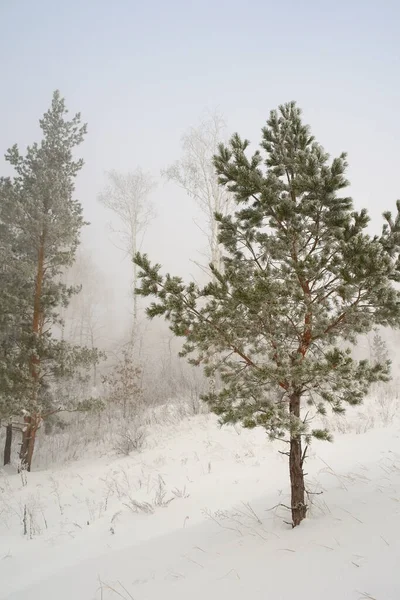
[19,415,40,472]
[289,392,307,527]
[26,422,37,471]
[19,415,32,470]
[24,231,46,472]
[3,422,12,466]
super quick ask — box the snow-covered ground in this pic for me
[1,409,400,600]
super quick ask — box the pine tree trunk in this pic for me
[91,331,97,387]
[26,423,37,471]
[131,230,138,346]
[19,416,39,472]
[25,231,46,472]
[3,422,12,466]
[19,415,32,470]
[289,392,307,527]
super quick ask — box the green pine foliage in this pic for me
[0,92,103,456]
[0,174,36,419]
[371,331,389,366]
[135,102,400,525]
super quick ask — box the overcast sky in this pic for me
[1,0,399,324]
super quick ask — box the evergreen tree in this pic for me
[0,91,102,470]
[135,102,400,526]
[101,348,143,419]
[371,331,389,366]
[0,177,33,463]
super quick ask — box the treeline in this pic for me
[0,93,226,471]
[2,92,400,530]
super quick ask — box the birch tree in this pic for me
[98,169,156,342]
[163,111,233,271]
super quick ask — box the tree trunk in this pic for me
[19,415,39,472]
[25,231,46,472]
[130,229,138,346]
[91,332,97,387]
[26,423,37,472]
[19,415,32,470]
[289,392,307,527]
[3,422,12,466]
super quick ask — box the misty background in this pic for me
[1,0,400,433]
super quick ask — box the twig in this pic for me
[265,503,291,512]
[240,501,262,524]
[301,444,308,467]
[340,507,363,524]
[98,579,135,600]
[202,509,243,535]
[380,535,390,546]
[182,554,204,568]
[217,569,240,580]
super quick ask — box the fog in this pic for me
[1,1,400,389]
[3,6,400,595]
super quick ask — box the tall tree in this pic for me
[98,169,156,341]
[163,111,233,394]
[0,178,32,464]
[0,91,101,470]
[163,110,233,272]
[135,102,400,526]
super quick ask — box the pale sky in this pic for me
[1,0,399,328]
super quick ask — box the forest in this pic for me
[1,92,400,529]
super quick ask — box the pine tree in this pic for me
[371,331,389,366]
[135,102,400,526]
[0,91,102,470]
[101,349,143,419]
[0,177,33,464]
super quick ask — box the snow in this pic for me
[1,413,400,600]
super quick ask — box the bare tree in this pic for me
[163,110,233,272]
[163,111,233,394]
[98,169,156,340]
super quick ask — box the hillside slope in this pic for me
[1,414,399,600]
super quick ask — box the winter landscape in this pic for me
[1,2,400,599]
[1,394,400,599]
